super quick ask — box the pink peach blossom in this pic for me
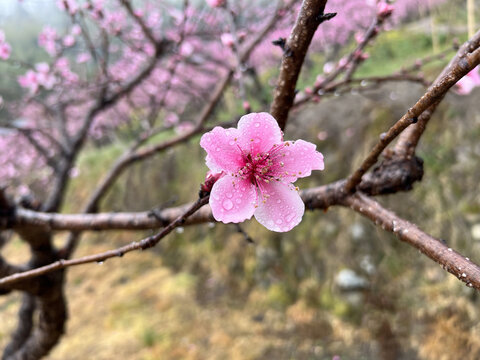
[165,112,179,126]
[18,70,39,94]
[200,112,324,232]
[175,121,194,134]
[71,24,82,36]
[206,0,225,8]
[377,1,394,18]
[63,35,76,47]
[455,67,480,95]
[0,42,11,60]
[220,33,235,48]
[76,52,91,64]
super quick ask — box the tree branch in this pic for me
[344,193,480,290]
[270,0,331,130]
[0,195,210,288]
[344,31,480,193]
[3,156,424,232]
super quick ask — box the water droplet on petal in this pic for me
[286,213,295,222]
[276,199,281,204]
[226,192,233,199]
[254,122,260,128]
[228,140,235,145]
[216,147,221,151]
[276,219,283,225]
[223,199,234,210]
[235,198,242,204]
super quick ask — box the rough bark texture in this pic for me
[270,0,329,130]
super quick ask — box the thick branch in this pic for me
[395,30,480,156]
[3,294,35,358]
[4,156,423,232]
[344,193,480,290]
[344,32,480,193]
[0,196,210,287]
[270,0,330,130]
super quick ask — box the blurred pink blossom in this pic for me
[323,62,334,74]
[200,112,324,232]
[221,33,235,48]
[38,26,58,56]
[56,0,79,14]
[377,1,395,18]
[317,131,328,141]
[63,35,76,47]
[0,42,11,60]
[18,70,39,94]
[71,24,82,36]
[175,121,194,134]
[76,52,91,64]
[180,42,194,57]
[455,67,480,95]
[206,0,225,8]
[165,113,179,126]
[34,63,56,89]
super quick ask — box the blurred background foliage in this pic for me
[2,0,480,359]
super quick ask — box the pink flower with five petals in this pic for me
[200,112,324,232]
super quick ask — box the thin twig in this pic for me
[0,196,210,287]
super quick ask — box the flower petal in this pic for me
[210,175,257,223]
[254,182,304,232]
[236,112,283,154]
[269,139,324,183]
[200,126,245,173]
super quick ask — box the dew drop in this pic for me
[228,140,235,145]
[176,227,185,234]
[276,199,281,204]
[276,219,283,225]
[254,122,260,128]
[223,199,234,210]
[286,213,295,222]
[226,192,233,199]
[216,147,221,151]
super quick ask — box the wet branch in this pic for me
[0,196,210,288]
[344,193,480,290]
[270,0,332,130]
[344,30,480,193]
